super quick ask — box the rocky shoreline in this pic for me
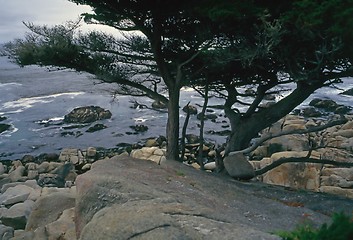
[1,153,353,239]
[0,97,352,238]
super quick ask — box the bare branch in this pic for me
[229,116,348,156]
[255,156,353,176]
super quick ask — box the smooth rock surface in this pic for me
[224,153,255,179]
[75,156,335,239]
[1,200,34,230]
[25,192,75,231]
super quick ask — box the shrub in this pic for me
[277,213,353,240]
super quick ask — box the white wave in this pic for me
[0,83,22,88]
[1,92,84,111]
[35,116,64,124]
[133,118,147,123]
[180,87,195,92]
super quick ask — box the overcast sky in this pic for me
[0,0,99,43]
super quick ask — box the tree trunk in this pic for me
[225,81,323,155]
[166,85,180,161]
[180,102,191,161]
[197,83,209,169]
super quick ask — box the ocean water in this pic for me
[0,56,352,160]
[0,56,228,159]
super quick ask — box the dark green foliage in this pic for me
[3,0,353,159]
[278,213,353,240]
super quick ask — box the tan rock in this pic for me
[148,155,162,164]
[25,163,37,171]
[208,150,217,158]
[45,208,76,240]
[333,129,353,138]
[8,166,25,182]
[8,161,23,173]
[341,120,353,130]
[258,157,273,169]
[283,123,306,132]
[319,186,353,198]
[26,192,75,231]
[153,148,165,156]
[263,153,322,191]
[59,148,79,162]
[81,164,92,171]
[204,162,216,171]
[86,147,97,158]
[321,168,353,181]
[270,151,318,162]
[145,138,158,147]
[251,146,268,158]
[190,162,201,170]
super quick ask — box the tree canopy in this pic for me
[3,0,353,164]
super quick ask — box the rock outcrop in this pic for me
[64,106,112,124]
[1,155,353,239]
[74,156,342,240]
[250,113,353,198]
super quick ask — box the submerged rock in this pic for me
[0,124,11,134]
[86,124,107,133]
[151,100,167,109]
[341,88,353,96]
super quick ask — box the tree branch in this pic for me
[255,156,353,176]
[229,116,348,156]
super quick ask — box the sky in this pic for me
[0,0,113,43]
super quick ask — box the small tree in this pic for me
[4,0,215,161]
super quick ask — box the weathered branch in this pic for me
[255,156,353,176]
[229,116,348,156]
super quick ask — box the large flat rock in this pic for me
[75,156,347,239]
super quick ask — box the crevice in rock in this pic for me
[127,224,171,239]
[166,212,231,224]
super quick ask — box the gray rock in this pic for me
[37,163,74,187]
[1,180,40,193]
[75,156,330,239]
[183,104,198,115]
[44,208,76,240]
[0,224,14,240]
[0,185,34,206]
[224,153,255,179]
[0,178,11,191]
[151,100,167,109]
[27,170,39,180]
[25,192,75,231]
[37,161,50,174]
[8,166,25,182]
[0,163,5,175]
[1,200,34,230]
